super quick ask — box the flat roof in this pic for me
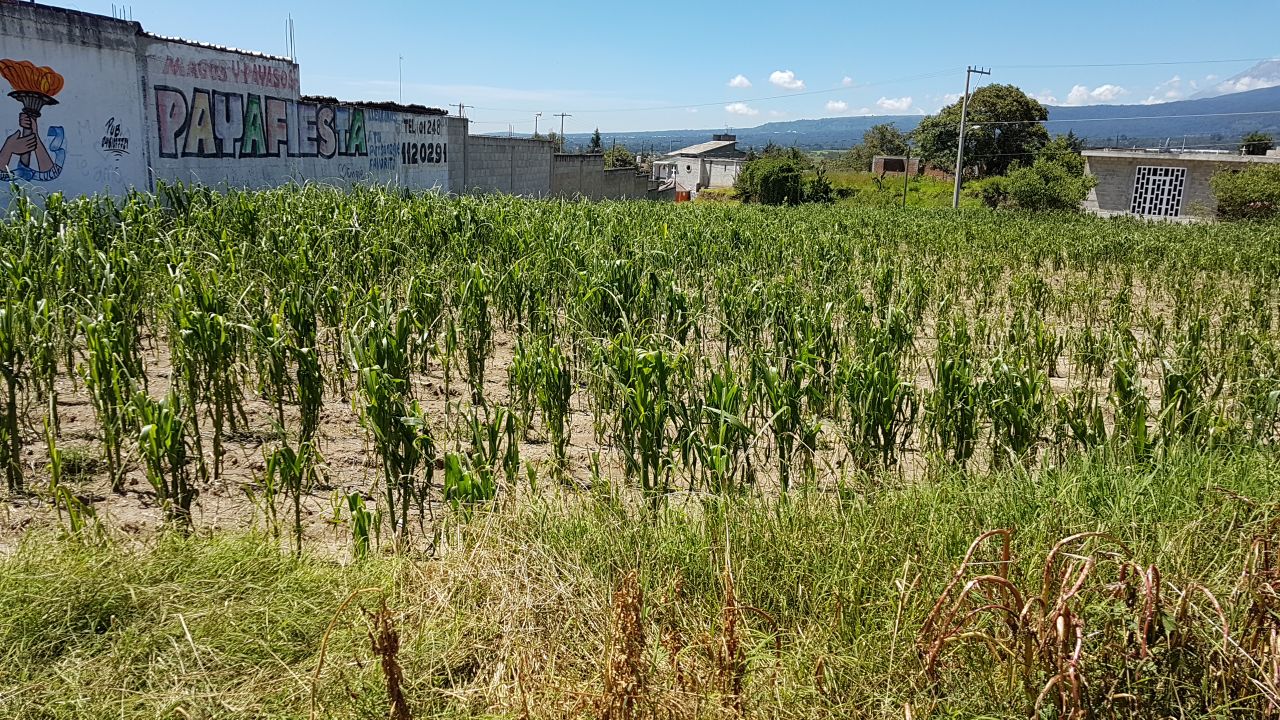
[1083,149,1280,164]
[666,140,739,157]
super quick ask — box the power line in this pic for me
[460,55,1272,120]
[468,67,964,115]
[998,57,1275,69]
[972,109,1280,126]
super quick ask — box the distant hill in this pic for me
[560,84,1280,153]
[1045,84,1280,147]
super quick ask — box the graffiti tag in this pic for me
[101,117,129,156]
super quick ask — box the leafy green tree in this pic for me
[1240,131,1275,156]
[589,128,603,153]
[603,144,637,170]
[914,84,1050,178]
[1211,163,1280,219]
[842,123,910,171]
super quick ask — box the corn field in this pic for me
[0,186,1278,537]
[4,185,1280,717]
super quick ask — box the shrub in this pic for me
[1211,162,1280,220]
[967,176,1009,209]
[1004,157,1095,211]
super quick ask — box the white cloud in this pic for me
[769,70,806,91]
[686,107,699,113]
[1030,90,1059,105]
[1065,84,1128,105]
[842,76,854,87]
[769,110,788,118]
[825,100,849,112]
[942,92,963,104]
[876,96,913,112]
[724,102,759,116]
[727,74,752,89]
[1215,76,1280,94]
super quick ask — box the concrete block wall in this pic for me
[551,154,649,199]
[1085,154,1235,217]
[463,135,553,196]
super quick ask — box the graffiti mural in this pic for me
[0,59,66,182]
[154,87,367,160]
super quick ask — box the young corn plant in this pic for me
[0,296,28,493]
[457,263,494,407]
[840,309,918,472]
[82,305,137,493]
[131,390,197,533]
[925,313,980,468]
[170,272,247,482]
[266,441,318,557]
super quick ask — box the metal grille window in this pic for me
[1130,166,1187,217]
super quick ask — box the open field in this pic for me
[2,187,1280,718]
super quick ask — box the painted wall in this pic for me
[1,3,650,204]
[0,5,149,201]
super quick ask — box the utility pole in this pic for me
[554,113,572,152]
[952,66,991,209]
[398,55,403,103]
[534,112,542,137]
[457,103,471,118]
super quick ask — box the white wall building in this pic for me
[651,134,746,199]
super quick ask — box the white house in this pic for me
[651,134,747,199]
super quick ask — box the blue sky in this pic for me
[80,0,1279,133]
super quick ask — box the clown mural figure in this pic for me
[0,59,65,182]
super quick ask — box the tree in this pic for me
[603,144,637,170]
[1211,163,1280,219]
[842,123,909,171]
[1037,132,1087,176]
[913,84,1050,178]
[546,131,562,153]
[1240,131,1275,156]
[589,128,603,153]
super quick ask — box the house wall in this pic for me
[551,153,648,199]
[463,135,553,196]
[705,159,743,189]
[668,156,706,196]
[1085,154,1235,217]
[0,4,149,199]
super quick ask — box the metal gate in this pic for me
[1130,166,1187,217]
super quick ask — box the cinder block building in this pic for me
[1083,149,1280,219]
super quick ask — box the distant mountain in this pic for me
[560,84,1280,153]
[565,115,922,154]
[1044,84,1280,147]
[1191,59,1280,99]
